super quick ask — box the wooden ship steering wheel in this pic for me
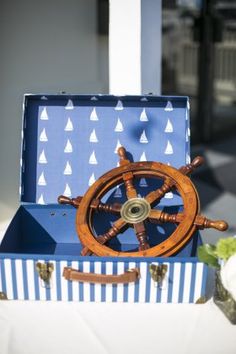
[58,146,228,257]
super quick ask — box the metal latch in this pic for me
[0,291,8,300]
[36,262,54,288]
[149,264,168,288]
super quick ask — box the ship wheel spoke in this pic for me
[133,222,150,250]
[117,147,138,200]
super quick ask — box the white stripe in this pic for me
[83,262,91,302]
[38,260,46,301]
[26,260,35,300]
[94,262,102,302]
[183,263,193,303]
[172,263,181,303]
[4,259,13,300]
[117,262,125,302]
[15,259,24,300]
[128,262,136,303]
[60,261,69,301]
[49,261,57,301]
[160,262,170,303]
[138,262,147,303]
[149,262,159,303]
[105,262,113,303]
[71,261,79,301]
[194,263,204,303]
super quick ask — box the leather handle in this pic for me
[63,267,140,284]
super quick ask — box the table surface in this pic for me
[0,220,236,354]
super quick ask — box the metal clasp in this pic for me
[0,291,8,300]
[149,264,168,288]
[36,262,54,288]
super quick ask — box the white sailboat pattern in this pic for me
[114,100,124,111]
[139,178,148,187]
[40,96,48,100]
[164,101,173,112]
[38,172,46,186]
[39,128,48,142]
[38,194,45,204]
[64,161,72,175]
[164,191,173,199]
[40,107,48,120]
[187,100,190,110]
[64,139,73,153]
[188,127,191,136]
[88,173,96,186]
[185,110,188,120]
[164,119,173,133]
[140,108,148,122]
[186,130,189,142]
[39,150,47,164]
[164,140,173,155]
[114,186,122,198]
[114,118,124,132]
[65,99,74,110]
[90,107,98,121]
[64,117,73,131]
[140,97,148,102]
[114,139,122,153]
[89,151,98,164]
[140,151,147,161]
[90,96,98,101]
[140,130,148,143]
[64,183,72,197]
[186,153,191,164]
[89,129,98,143]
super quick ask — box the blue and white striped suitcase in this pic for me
[0,94,207,302]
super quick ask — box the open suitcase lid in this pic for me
[20,94,190,206]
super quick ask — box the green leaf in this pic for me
[216,237,236,261]
[197,244,219,268]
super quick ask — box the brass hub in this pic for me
[120,198,151,224]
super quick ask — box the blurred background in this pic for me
[0,0,235,243]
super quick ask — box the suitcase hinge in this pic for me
[0,291,8,300]
[149,264,168,288]
[36,262,54,288]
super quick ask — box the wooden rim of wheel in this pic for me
[76,161,199,257]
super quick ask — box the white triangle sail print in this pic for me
[38,172,46,186]
[39,128,48,142]
[140,108,148,122]
[89,151,98,164]
[38,194,45,204]
[139,178,148,187]
[90,107,98,121]
[65,99,74,110]
[188,127,190,137]
[88,173,96,186]
[91,96,98,101]
[186,130,189,142]
[114,100,124,111]
[40,107,48,120]
[185,110,188,120]
[186,153,191,164]
[140,97,148,102]
[41,96,48,100]
[64,161,72,175]
[164,140,173,155]
[165,191,173,199]
[164,101,173,112]
[187,100,190,110]
[64,183,72,197]
[140,151,147,161]
[114,118,124,132]
[114,186,122,198]
[64,117,73,131]
[164,119,173,133]
[39,150,47,164]
[140,130,148,143]
[114,140,122,153]
[64,139,73,153]
[89,129,98,143]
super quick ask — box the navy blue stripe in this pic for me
[11,260,18,299]
[112,262,117,302]
[22,260,29,300]
[34,260,40,300]
[0,259,7,293]
[56,261,62,301]
[145,263,151,303]
[178,263,186,303]
[78,261,84,301]
[134,262,140,303]
[101,262,106,302]
[123,262,129,303]
[189,262,197,303]
[67,260,73,301]
[90,262,95,302]
[167,262,174,303]
[200,264,208,299]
